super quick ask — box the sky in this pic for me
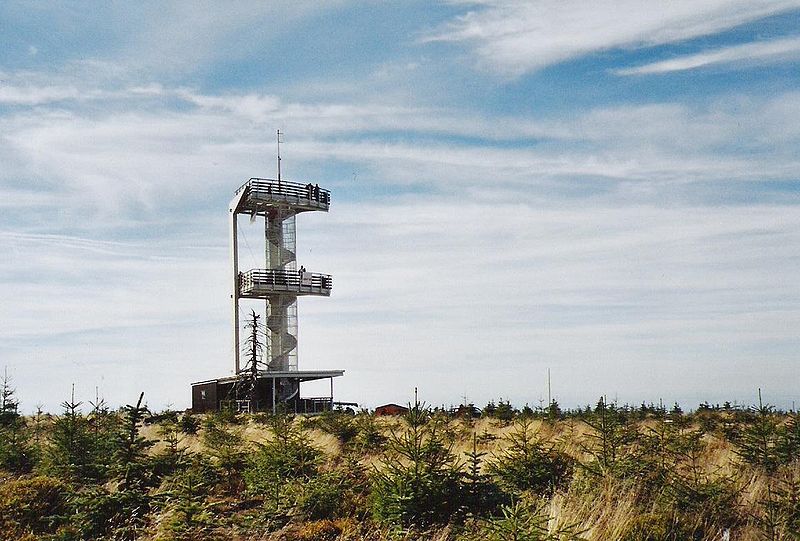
[1,1,799,413]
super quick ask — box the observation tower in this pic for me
[191,145,344,413]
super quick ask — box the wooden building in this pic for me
[374,403,409,416]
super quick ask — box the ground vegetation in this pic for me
[1,385,799,540]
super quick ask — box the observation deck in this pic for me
[239,269,332,298]
[234,178,330,215]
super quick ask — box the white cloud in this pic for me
[425,0,800,76]
[616,36,800,75]
[177,90,283,120]
[2,78,799,226]
[0,83,81,105]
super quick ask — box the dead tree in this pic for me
[230,310,265,409]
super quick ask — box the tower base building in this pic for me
[191,370,344,414]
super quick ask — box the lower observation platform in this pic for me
[191,370,344,414]
[239,269,331,298]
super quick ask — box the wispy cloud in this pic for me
[0,83,81,105]
[425,0,800,76]
[616,36,800,75]
[2,73,799,227]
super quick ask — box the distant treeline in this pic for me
[429,396,786,422]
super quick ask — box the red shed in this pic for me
[374,403,409,416]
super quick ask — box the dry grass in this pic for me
[549,480,641,540]
[21,410,796,540]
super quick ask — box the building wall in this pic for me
[191,382,218,412]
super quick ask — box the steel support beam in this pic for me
[229,188,249,374]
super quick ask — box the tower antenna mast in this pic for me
[277,129,283,183]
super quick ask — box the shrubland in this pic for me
[0,385,799,540]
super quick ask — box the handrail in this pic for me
[235,177,331,205]
[239,268,333,292]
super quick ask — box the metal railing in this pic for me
[235,178,331,206]
[299,397,334,414]
[239,268,332,294]
[220,397,334,414]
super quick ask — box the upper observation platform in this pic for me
[232,178,331,215]
[239,268,332,298]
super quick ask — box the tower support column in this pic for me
[228,188,249,374]
[230,209,240,374]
